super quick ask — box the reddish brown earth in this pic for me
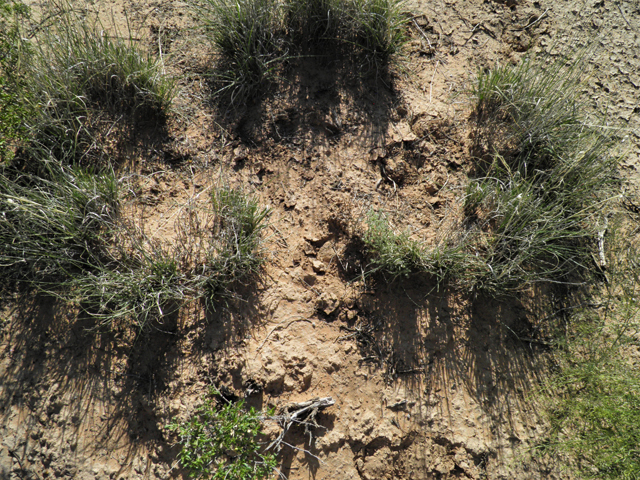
[1,0,638,479]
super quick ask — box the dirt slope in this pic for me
[1,0,638,479]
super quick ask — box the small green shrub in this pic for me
[537,235,640,479]
[168,388,277,480]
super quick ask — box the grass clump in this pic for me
[168,387,277,480]
[66,240,188,329]
[192,0,406,102]
[285,0,406,56]
[0,157,271,329]
[194,0,285,102]
[0,0,32,162]
[363,210,477,284]
[203,187,272,303]
[7,0,174,165]
[363,210,426,278]
[463,142,617,292]
[0,159,118,290]
[363,54,620,294]
[348,0,407,58]
[463,54,620,292]
[471,53,598,173]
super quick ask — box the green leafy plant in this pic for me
[169,388,277,480]
[536,226,640,479]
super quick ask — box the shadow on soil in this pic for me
[0,269,274,477]
[209,53,401,153]
[350,276,566,446]
[0,292,185,478]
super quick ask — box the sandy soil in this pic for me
[1,0,638,479]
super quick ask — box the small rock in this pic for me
[316,430,344,452]
[317,242,335,264]
[302,273,317,285]
[232,146,247,162]
[427,196,442,207]
[317,292,340,316]
[324,354,342,373]
[312,260,326,274]
[284,195,297,209]
[361,447,392,480]
[424,181,439,195]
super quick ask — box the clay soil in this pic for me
[1,0,639,479]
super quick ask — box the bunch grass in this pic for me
[0,159,118,289]
[471,52,595,173]
[194,0,286,102]
[362,210,480,285]
[0,0,32,162]
[13,0,174,165]
[192,0,407,102]
[0,157,271,329]
[364,53,621,294]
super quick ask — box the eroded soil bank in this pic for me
[1,0,639,479]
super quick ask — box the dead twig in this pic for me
[256,317,313,352]
[411,18,433,51]
[266,397,336,452]
[429,60,439,104]
[615,2,636,33]
[515,8,549,31]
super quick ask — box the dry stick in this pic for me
[412,18,433,51]
[516,8,549,31]
[266,397,335,452]
[256,317,314,352]
[616,1,636,32]
[279,440,326,464]
[9,450,43,480]
[429,60,440,104]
